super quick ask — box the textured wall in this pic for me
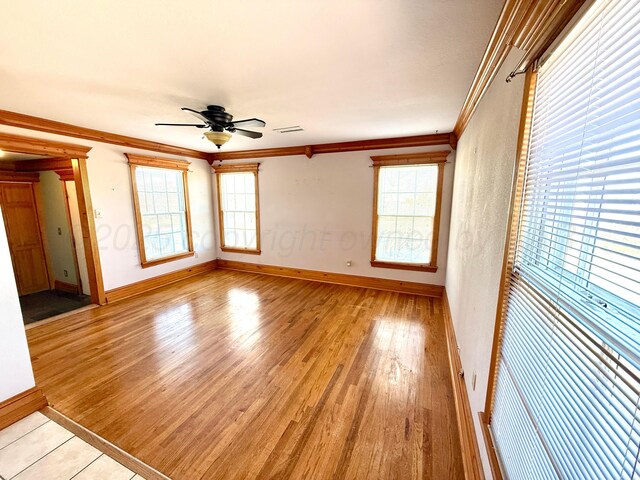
[0,125,217,291]
[216,146,455,285]
[445,48,526,477]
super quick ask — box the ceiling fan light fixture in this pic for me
[204,130,232,149]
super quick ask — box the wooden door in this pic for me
[0,183,50,295]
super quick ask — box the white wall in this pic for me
[0,125,217,292]
[39,170,78,285]
[88,143,216,290]
[0,206,36,402]
[445,48,526,477]
[215,146,455,285]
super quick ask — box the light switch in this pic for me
[94,209,103,219]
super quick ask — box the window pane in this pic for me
[379,193,399,215]
[246,194,256,212]
[154,192,168,213]
[145,193,155,214]
[142,215,158,236]
[134,166,190,261]
[157,214,172,234]
[375,165,438,264]
[219,172,259,250]
[224,211,235,228]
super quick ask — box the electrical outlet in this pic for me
[472,371,477,391]
[57,227,62,235]
[64,270,68,277]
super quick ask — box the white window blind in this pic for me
[491,0,640,479]
[374,165,438,264]
[135,166,190,261]
[219,172,258,250]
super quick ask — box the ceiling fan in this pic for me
[155,105,266,149]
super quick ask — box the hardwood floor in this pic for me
[27,269,463,479]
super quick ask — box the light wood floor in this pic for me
[27,269,463,479]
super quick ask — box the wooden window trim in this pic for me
[483,68,537,423]
[126,153,190,171]
[370,151,448,272]
[126,153,195,269]
[212,163,261,255]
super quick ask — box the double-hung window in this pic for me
[127,154,194,268]
[370,151,447,272]
[213,163,260,254]
[488,1,640,478]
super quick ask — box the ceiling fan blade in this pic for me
[155,123,208,128]
[228,118,266,128]
[181,107,212,123]
[233,128,263,139]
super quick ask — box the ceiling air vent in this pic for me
[273,126,304,133]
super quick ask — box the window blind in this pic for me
[491,0,640,478]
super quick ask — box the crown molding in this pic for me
[0,109,208,160]
[0,109,458,164]
[208,132,456,163]
[454,0,586,139]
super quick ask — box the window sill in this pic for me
[141,251,195,268]
[221,247,262,255]
[370,260,438,273]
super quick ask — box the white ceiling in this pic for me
[0,0,502,152]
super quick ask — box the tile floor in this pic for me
[0,412,145,480]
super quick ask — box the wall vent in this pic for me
[272,126,304,133]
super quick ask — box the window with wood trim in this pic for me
[127,154,194,268]
[486,1,640,478]
[370,151,447,272]
[213,163,260,254]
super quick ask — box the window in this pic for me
[127,154,194,268]
[370,151,447,272]
[213,163,260,254]
[488,1,640,478]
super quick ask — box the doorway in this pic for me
[0,132,105,326]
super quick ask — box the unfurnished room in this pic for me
[0,1,638,479]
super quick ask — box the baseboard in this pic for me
[41,407,170,480]
[105,260,217,303]
[0,387,48,430]
[216,259,444,297]
[54,280,80,294]
[442,290,485,480]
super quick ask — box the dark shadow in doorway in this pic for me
[20,290,91,324]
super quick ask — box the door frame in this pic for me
[60,179,83,295]
[0,132,106,304]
